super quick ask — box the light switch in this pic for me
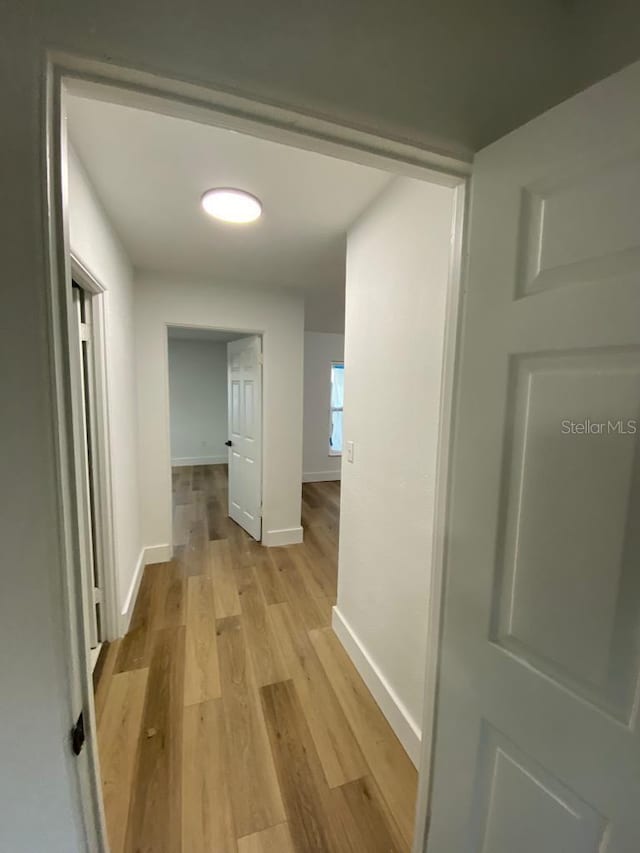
[346,440,355,463]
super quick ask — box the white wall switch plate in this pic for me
[346,440,355,463]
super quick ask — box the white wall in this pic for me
[303,332,344,481]
[135,273,304,550]
[168,338,228,465]
[68,146,143,628]
[335,177,454,764]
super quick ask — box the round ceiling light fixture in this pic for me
[201,187,262,224]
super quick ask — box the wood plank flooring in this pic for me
[96,464,417,852]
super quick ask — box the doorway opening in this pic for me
[48,56,466,853]
[167,325,264,548]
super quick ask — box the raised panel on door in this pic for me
[517,152,640,297]
[468,726,607,853]
[229,375,243,518]
[243,380,255,447]
[230,379,242,438]
[492,351,640,721]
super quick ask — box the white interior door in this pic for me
[427,62,640,852]
[227,335,262,540]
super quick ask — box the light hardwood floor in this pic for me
[95,464,417,852]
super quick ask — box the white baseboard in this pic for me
[262,526,304,547]
[119,543,172,634]
[143,543,172,564]
[172,455,227,467]
[331,606,421,766]
[303,470,341,483]
[119,547,146,635]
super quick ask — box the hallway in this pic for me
[94,465,417,852]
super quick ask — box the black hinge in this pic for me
[71,711,85,756]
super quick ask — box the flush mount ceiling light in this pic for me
[201,188,262,224]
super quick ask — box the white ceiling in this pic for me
[67,94,393,331]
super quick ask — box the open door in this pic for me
[227,335,262,540]
[71,283,104,658]
[427,63,640,850]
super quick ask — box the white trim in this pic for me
[412,181,468,852]
[172,454,227,467]
[162,329,174,551]
[89,643,103,673]
[119,544,173,634]
[332,606,422,766]
[56,54,472,181]
[303,471,341,483]
[262,526,304,547]
[119,547,145,634]
[70,253,105,294]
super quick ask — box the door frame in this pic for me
[44,50,470,853]
[71,255,120,644]
[412,178,468,850]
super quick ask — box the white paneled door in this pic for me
[227,336,262,540]
[427,63,640,851]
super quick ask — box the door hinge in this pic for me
[71,711,85,756]
[258,352,264,365]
